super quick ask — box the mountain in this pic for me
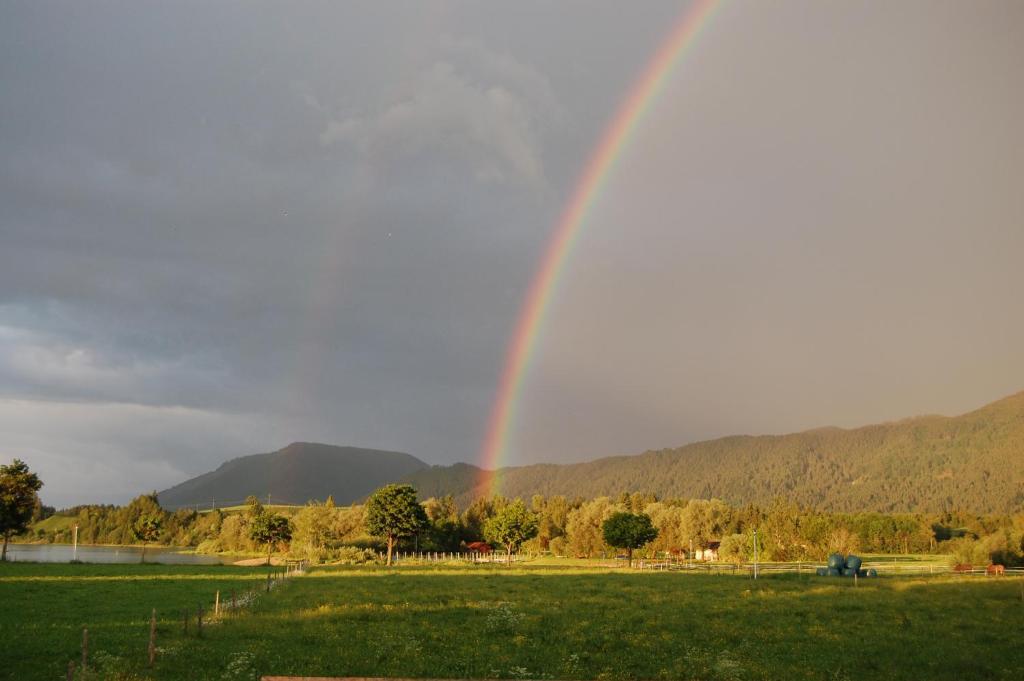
[403,391,1024,513]
[158,392,1024,513]
[158,442,429,509]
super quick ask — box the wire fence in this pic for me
[64,560,309,679]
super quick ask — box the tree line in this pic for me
[11,464,1023,567]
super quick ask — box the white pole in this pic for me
[73,525,79,561]
[753,530,759,580]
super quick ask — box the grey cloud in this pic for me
[320,59,549,186]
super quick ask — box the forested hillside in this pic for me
[407,391,1024,513]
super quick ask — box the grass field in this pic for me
[2,562,1022,681]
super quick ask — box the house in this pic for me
[693,541,721,561]
[465,541,492,554]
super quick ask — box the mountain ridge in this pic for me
[159,391,1024,513]
[403,390,1024,513]
[158,442,429,509]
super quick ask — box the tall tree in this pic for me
[248,511,292,566]
[0,459,43,561]
[484,499,539,563]
[602,511,659,567]
[365,484,427,566]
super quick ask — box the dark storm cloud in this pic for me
[0,0,661,504]
[1,1,1022,505]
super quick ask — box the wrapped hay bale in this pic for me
[816,567,827,576]
[842,568,856,577]
[827,567,841,577]
[827,553,845,570]
[866,568,877,577]
[845,554,863,572]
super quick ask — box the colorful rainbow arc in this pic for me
[477,0,723,495]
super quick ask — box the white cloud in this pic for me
[321,49,555,186]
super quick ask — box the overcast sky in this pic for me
[2,1,1022,507]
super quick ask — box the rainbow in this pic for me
[477,0,723,495]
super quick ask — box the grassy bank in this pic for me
[1,562,1021,680]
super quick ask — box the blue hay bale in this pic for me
[866,568,878,577]
[827,553,845,570]
[842,568,856,577]
[857,569,867,578]
[815,567,827,576]
[845,554,863,571]
[827,567,841,577]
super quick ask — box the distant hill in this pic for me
[158,393,1024,514]
[158,442,429,509]
[403,391,1024,514]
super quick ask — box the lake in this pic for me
[3,543,236,565]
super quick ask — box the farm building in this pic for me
[693,541,721,561]
[465,541,492,554]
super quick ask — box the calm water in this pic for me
[4,543,235,565]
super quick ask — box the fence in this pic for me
[388,550,527,564]
[64,560,308,679]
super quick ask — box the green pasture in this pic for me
[1,562,1021,681]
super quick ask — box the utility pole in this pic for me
[753,529,759,580]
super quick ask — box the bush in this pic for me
[325,546,380,565]
[194,538,223,554]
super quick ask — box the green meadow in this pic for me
[1,562,1022,681]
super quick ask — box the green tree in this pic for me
[0,459,43,561]
[565,496,622,558]
[718,533,751,564]
[131,513,162,563]
[423,495,464,551]
[602,511,658,566]
[462,496,497,541]
[365,484,427,566]
[291,500,337,562]
[483,499,539,563]
[245,495,265,520]
[248,512,292,566]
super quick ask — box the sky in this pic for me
[2,1,1022,507]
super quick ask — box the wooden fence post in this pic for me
[66,661,75,681]
[148,608,157,667]
[215,590,220,616]
[81,627,88,673]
